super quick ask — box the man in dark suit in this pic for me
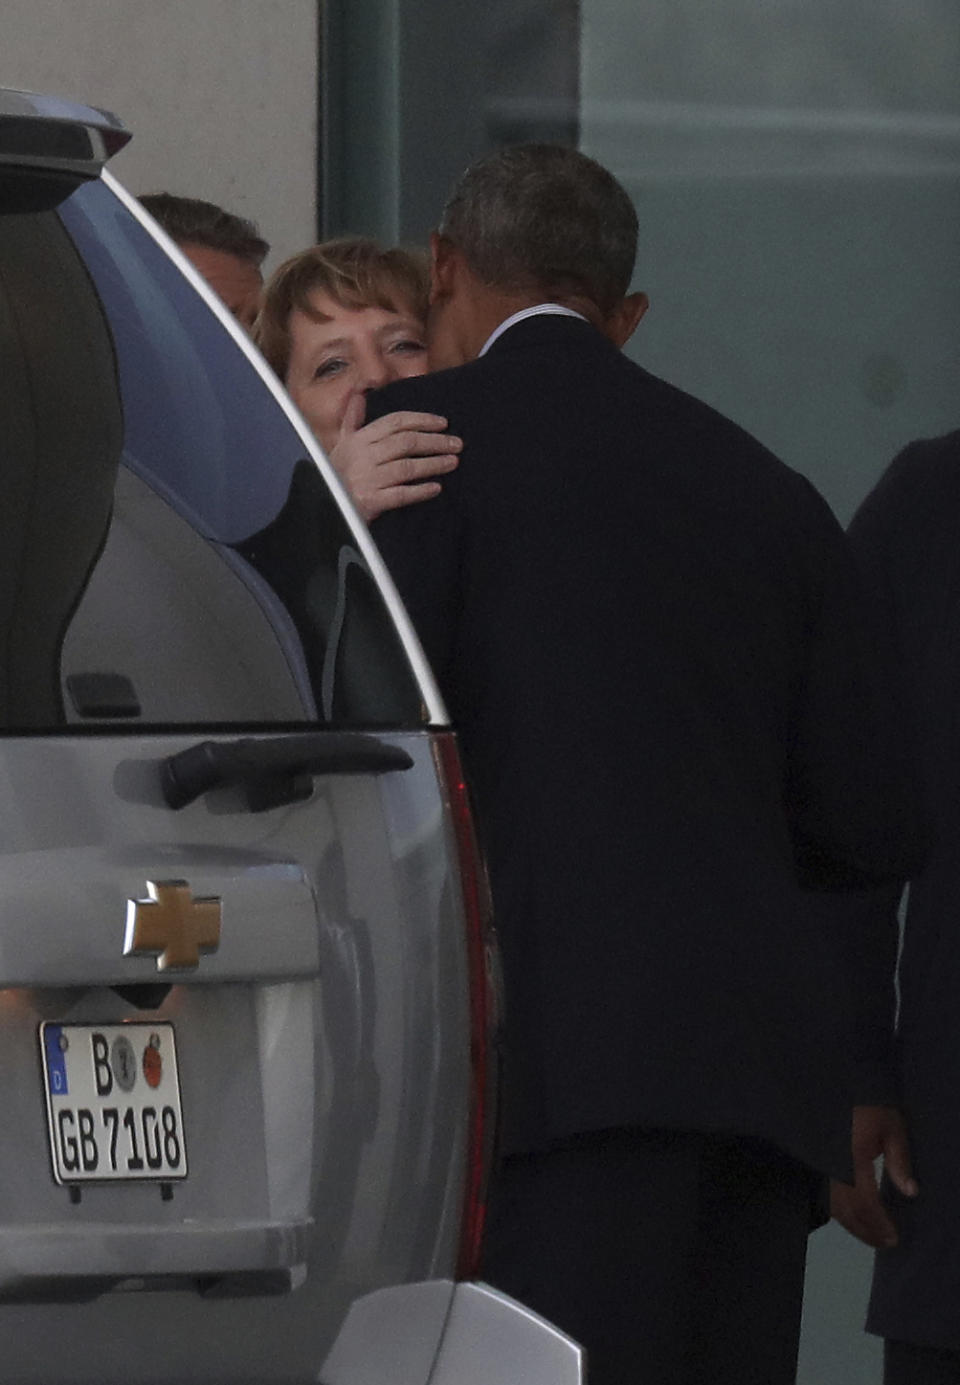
[368,145,921,1384]
[832,430,960,1385]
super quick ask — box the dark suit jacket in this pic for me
[369,314,921,1178]
[847,430,960,1348]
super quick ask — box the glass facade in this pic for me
[581,0,960,521]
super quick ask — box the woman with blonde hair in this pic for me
[257,237,461,522]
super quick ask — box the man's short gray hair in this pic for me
[438,144,638,316]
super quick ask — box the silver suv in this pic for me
[0,88,582,1384]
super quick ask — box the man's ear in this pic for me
[603,291,649,348]
[429,232,458,306]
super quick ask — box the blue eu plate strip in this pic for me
[43,1025,68,1096]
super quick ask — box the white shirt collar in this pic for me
[478,304,589,357]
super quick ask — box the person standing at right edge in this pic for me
[368,145,925,1385]
[832,429,960,1385]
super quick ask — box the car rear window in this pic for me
[0,175,426,731]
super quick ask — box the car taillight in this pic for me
[433,732,499,1281]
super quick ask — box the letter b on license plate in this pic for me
[40,1022,188,1184]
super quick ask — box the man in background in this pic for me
[368,144,921,1384]
[139,192,267,328]
[834,428,960,1385]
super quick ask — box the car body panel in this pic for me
[320,1281,585,1385]
[0,726,468,1290]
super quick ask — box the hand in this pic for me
[329,395,462,523]
[830,1104,918,1249]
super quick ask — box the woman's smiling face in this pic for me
[284,290,428,453]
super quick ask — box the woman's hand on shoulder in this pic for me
[329,395,462,524]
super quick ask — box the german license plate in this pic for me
[40,1022,188,1184]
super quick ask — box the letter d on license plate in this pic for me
[40,1022,188,1184]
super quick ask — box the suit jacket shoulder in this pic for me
[849,429,960,560]
[848,429,960,666]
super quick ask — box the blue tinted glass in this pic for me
[60,179,298,544]
[40,180,424,728]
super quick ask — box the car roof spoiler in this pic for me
[0,87,130,179]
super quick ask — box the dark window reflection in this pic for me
[0,203,119,728]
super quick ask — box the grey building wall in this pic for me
[0,0,319,269]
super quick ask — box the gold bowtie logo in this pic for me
[124,880,221,971]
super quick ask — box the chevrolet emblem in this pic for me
[124,880,222,971]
